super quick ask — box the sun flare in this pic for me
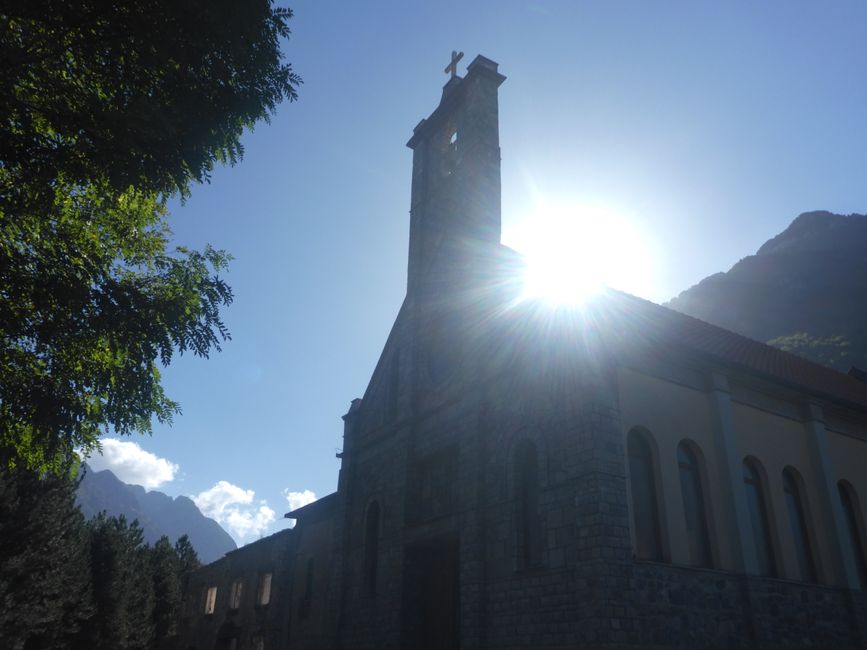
[507,202,653,305]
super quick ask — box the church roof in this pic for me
[423,238,867,413]
[283,492,337,522]
[600,289,867,412]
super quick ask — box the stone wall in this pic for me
[285,509,338,650]
[621,562,867,649]
[179,528,296,650]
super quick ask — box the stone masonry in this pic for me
[178,55,867,650]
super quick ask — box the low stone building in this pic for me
[179,54,867,649]
[179,495,336,650]
[180,528,293,650]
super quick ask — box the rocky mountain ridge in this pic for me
[667,211,867,373]
[76,465,236,564]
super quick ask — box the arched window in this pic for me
[677,442,712,567]
[627,429,663,561]
[838,481,867,588]
[742,458,776,577]
[514,440,542,568]
[782,468,817,582]
[299,557,314,618]
[364,501,381,594]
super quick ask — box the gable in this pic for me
[353,299,411,437]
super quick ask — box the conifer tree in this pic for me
[174,534,201,581]
[150,536,181,645]
[0,461,93,649]
[174,534,201,609]
[80,514,155,650]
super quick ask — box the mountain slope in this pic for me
[76,466,236,563]
[667,211,867,373]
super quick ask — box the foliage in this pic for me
[150,536,182,642]
[0,186,234,471]
[768,333,853,369]
[0,459,93,650]
[174,534,201,593]
[0,1,301,472]
[1,0,300,198]
[65,517,203,650]
[669,212,867,375]
[78,513,155,650]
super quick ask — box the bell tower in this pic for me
[405,54,506,297]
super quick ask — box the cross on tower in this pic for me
[444,50,464,79]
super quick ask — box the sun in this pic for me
[507,202,653,305]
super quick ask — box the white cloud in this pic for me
[194,480,253,518]
[193,481,276,543]
[284,488,317,511]
[283,489,317,527]
[86,438,179,489]
[225,504,276,541]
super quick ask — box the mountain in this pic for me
[667,211,867,373]
[76,466,236,564]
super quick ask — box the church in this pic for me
[178,55,867,649]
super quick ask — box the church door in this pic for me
[402,539,460,650]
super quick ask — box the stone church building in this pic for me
[179,55,867,649]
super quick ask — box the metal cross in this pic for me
[444,51,464,79]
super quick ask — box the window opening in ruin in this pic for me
[204,586,217,614]
[256,572,272,606]
[229,579,243,610]
[743,458,777,577]
[627,429,663,561]
[783,468,817,582]
[677,442,712,568]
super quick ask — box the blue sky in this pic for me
[85,1,867,545]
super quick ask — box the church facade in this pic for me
[179,55,867,649]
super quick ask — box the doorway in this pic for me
[402,538,460,650]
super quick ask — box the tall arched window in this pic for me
[838,481,867,588]
[782,468,817,582]
[743,458,776,577]
[514,440,542,568]
[364,501,381,594]
[627,429,663,561]
[299,557,314,618]
[677,442,712,567]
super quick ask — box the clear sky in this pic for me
[85,1,867,545]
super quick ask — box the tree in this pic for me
[150,536,181,646]
[174,534,201,595]
[1,0,300,198]
[147,535,202,649]
[768,332,854,370]
[0,1,301,472]
[78,514,155,650]
[0,459,94,649]
[0,458,209,648]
